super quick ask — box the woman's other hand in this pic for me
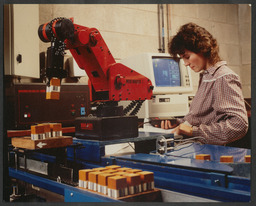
[161,120,179,129]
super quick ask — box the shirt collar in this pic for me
[204,61,227,75]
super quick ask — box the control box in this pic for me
[75,116,138,140]
[5,83,90,129]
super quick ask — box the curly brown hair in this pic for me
[168,23,221,65]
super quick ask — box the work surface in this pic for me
[138,131,251,162]
[112,131,251,177]
[100,131,250,161]
[170,141,251,162]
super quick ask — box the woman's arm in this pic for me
[192,74,248,145]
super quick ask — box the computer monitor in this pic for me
[121,53,193,95]
[121,53,194,119]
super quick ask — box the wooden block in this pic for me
[11,136,73,150]
[126,169,142,174]
[92,167,108,172]
[124,173,141,186]
[196,154,211,161]
[123,173,142,195]
[38,123,51,132]
[220,155,234,163]
[98,173,116,195]
[31,125,44,134]
[108,176,127,190]
[79,169,93,188]
[113,172,127,176]
[37,123,51,138]
[79,169,93,181]
[138,171,154,182]
[107,175,128,198]
[116,167,131,172]
[31,125,45,140]
[89,171,104,184]
[88,171,105,191]
[46,91,60,100]
[50,123,62,130]
[138,171,154,191]
[50,123,62,137]
[105,165,121,170]
[50,78,61,86]
[98,173,116,186]
[103,170,118,174]
[244,155,251,163]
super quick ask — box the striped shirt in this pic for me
[178,61,248,145]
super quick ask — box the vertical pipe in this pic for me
[158,4,165,53]
[161,4,165,53]
[166,4,170,44]
[158,4,162,53]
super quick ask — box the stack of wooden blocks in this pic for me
[78,165,155,199]
[31,123,62,140]
[46,78,61,100]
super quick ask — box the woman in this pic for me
[161,22,248,145]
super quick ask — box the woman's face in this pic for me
[180,49,209,72]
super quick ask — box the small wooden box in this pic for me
[220,155,234,163]
[11,136,73,150]
[195,154,211,161]
[244,155,251,163]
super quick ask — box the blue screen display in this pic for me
[152,57,181,87]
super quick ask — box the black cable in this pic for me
[123,101,137,115]
[128,142,135,151]
[130,100,144,116]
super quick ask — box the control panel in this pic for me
[5,83,90,129]
[184,74,191,86]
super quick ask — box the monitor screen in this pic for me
[121,53,192,95]
[152,57,181,87]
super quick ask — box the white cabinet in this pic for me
[4,4,40,78]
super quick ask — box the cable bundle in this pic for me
[124,100,144,116]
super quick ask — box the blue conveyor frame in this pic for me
[8,132,251,202]
[9,167,121,202]
[111,155,250,202]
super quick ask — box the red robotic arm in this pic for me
[38,17,153,103]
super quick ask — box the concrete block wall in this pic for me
[238,4,251,98]
[39,4,160,61]
[39,4,251,97]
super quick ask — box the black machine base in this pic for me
[75,116,138,140]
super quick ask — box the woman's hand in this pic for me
[172,123,193,136]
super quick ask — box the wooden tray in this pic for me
[11,136,73,150]
[77,187,162,202]
[118,189,162,202]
